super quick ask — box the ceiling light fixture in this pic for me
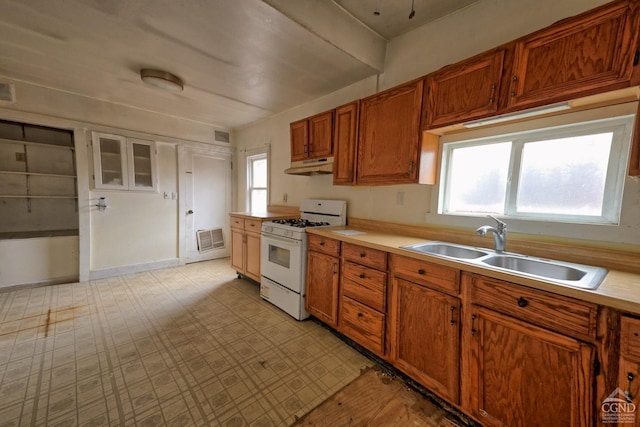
[140,69,184,92]
[462,103,571,128]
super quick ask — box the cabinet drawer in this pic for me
[308,234,340,256]
[230,216,244,229]
[342,262,387,312]
[390,255,459,295]
[245,219,262,233]
[469,274,598,340]
[343,243,387,270]
[340,296,385,355]
[621,316,640,360]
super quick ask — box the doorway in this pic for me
[180,147,231,264]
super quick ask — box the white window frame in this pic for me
[438,102,637,225]
[246,150,269,212]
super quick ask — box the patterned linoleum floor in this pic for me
[0,259,372,426]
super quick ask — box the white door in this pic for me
[181,148,231,263]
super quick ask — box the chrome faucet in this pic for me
[476,215,507,252]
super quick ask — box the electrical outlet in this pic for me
[283,193,288,203]
[172,192,177,200]
[163,192,170,199]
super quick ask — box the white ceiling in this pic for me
[0,0,477,130]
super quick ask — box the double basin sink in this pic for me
[400,241,607,290]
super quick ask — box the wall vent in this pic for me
[197,228,224,252]
[0,83,15,103]
[214,130,230,143]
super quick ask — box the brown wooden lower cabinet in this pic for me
[230,216,262,282]
[462,304,595,427]
[389,277,460,403]
[306,250,340,327]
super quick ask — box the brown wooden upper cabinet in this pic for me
[508,0,639,111]
[423,47,510,129]
[357,80,424,185]
[332,101,359,185]
[290,110,334,162]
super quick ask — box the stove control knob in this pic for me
[265,226,273,233]
[285,230,293,237]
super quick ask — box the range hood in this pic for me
[285,158,333,176]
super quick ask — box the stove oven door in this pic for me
[260,233,305,293]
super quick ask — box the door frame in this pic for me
[177,144,232,265]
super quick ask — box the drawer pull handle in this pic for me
[319,242,325,246]
[357,312,363,318]
[359,253,366,258]
[471,314,477,336]
[418,269,425,275]
[517,297,529,308]
[359,273,365,279]
[450,306,456,325]
[627,372,635,401]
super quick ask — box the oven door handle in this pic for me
[261,233,302,247]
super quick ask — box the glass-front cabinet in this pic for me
[92,132,157,191]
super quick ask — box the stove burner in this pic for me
[272,219,331,228]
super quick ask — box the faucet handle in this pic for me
[487,214,507,233]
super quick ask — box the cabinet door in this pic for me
[230,228,245,273]
[306,251,339,327]
[463,305,594,427]
[290,119,309,162]
[308,110,333,159]
[357,80,423,185]
[245,231,261,282]
[616,358,640,427]
[424,49,506,129]
[508,1,637,110]
[92,132,128,189]
[389,278,460,403]
[332,102,359,185]
[127,139,157,191]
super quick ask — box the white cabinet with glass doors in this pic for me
[92,132,157,191]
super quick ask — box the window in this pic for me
[439,103,636,224]
[247,152,268,212]
[92,132,157,191]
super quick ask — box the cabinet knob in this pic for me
[187,209,194,215]
[359,253,366,258]
[319,242,325,246]
[359,273,365,279]
[418,269,425,275]
[517,297,529,308]
[357,312,363,318]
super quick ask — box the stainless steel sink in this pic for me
[401,241,491,260]
[399,241,607,290]
[479,254,607,289]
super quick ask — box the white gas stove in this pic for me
[260,199,347,320]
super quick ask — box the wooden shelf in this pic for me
[0,170,76,179]
[0,137,74,151]
[0,195,78,199]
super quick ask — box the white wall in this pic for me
[0,78,231,285]
[235,0,640,248]
[0,236,78,287]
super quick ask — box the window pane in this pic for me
[446,142,511,214]
[132,143,152,187]
[251,157,267,188]
[516,133,612,216]
[251,189,267,212]
[99,138,123,185]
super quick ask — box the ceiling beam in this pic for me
[262,0,387,73]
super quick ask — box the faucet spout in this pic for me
[476,216,507,252]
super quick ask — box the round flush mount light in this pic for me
[140,69,183,92]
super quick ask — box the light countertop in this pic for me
[229,211,299,220]
[308,226,640,315]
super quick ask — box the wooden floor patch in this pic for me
[293,367,464,427]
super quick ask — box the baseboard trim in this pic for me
[0,275,79,292]
[90,258,180,280]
